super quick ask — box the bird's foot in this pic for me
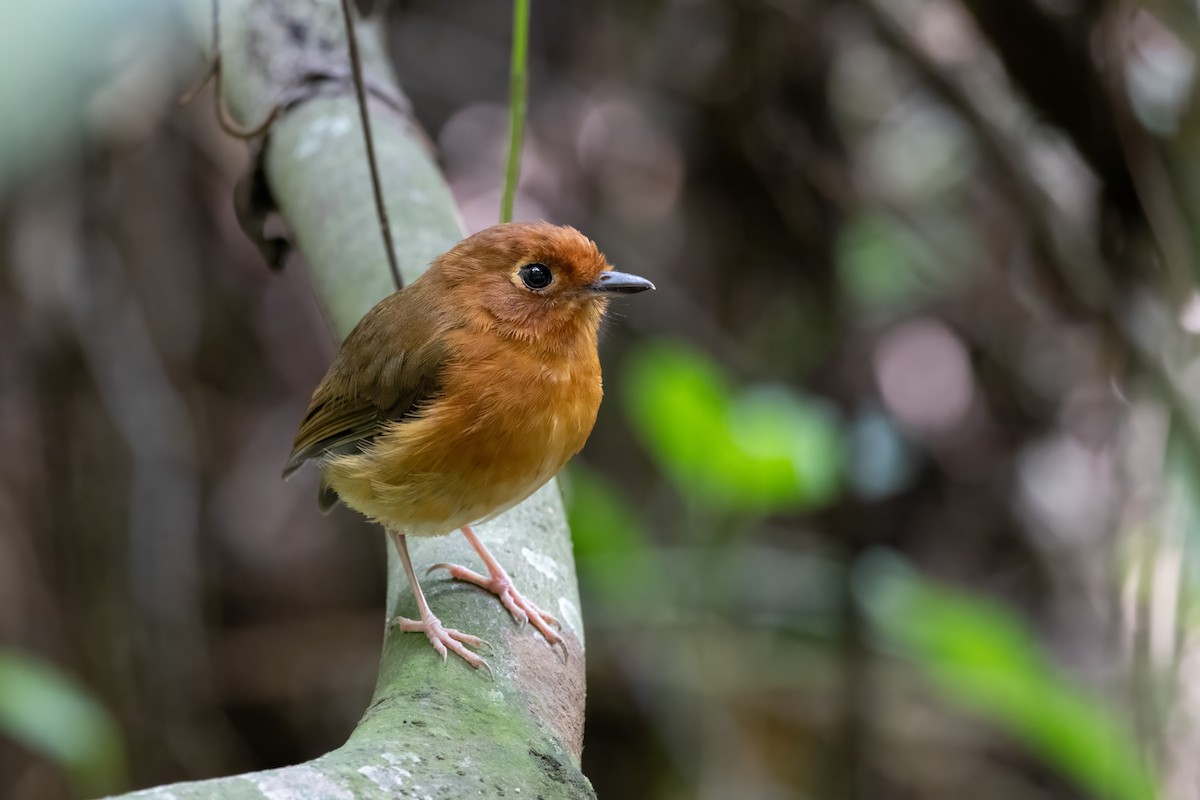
[428,562,565,655]
[389,611,492,676]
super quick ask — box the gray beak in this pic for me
[590,270,656,295]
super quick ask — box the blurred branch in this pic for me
[182,0,282,138]
[1097,1,1195,301]
[857,0,1200,461]
[106,0,594,797]
[855,0,1112,318]
[956,0,1139,217]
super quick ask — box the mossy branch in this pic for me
[106,0,593,797]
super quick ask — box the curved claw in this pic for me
[508,603,529,628]
[389,614,490,673]
[526,607,566,657]
[432,641,494,678]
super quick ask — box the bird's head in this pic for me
[434,222,654,345]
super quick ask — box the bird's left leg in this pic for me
[428,525,564,651]
[388,530,491,673]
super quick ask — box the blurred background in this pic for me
[3,0,1199,798]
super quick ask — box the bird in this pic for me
[284,222,654,670]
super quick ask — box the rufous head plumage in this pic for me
[430,222,654,344]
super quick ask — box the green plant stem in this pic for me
[500,0,530,224]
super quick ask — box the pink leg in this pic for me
[428,526,564,654]
[388,531,491,674]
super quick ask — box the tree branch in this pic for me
[107,0,593,796]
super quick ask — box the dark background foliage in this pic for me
[3,0,1198,798]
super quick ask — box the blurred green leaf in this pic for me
[624,341,844,514]
[563,465,649,560]
[564,466,849,636]
[563,465,662,612]
[857,554,1157,800]
[0,648,126,795]
[1164,433,1200,632]
[837,213,928,310]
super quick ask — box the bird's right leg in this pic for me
[428,525,563,654]
[388,530,490,673]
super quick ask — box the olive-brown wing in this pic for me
[282,292,450,497]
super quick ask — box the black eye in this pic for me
[518,262,553,290]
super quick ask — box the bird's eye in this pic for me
[518,263,553,290]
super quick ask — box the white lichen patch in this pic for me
[294,115,353,159]
[358,764,410,793]
[252,765,354,800]
[382,751,422,765]
[558,597,584,644]
[521,547,560,580]
[489,688,505,703]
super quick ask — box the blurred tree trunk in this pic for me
[105,0,594,797]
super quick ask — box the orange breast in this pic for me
[321,328,603,535]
